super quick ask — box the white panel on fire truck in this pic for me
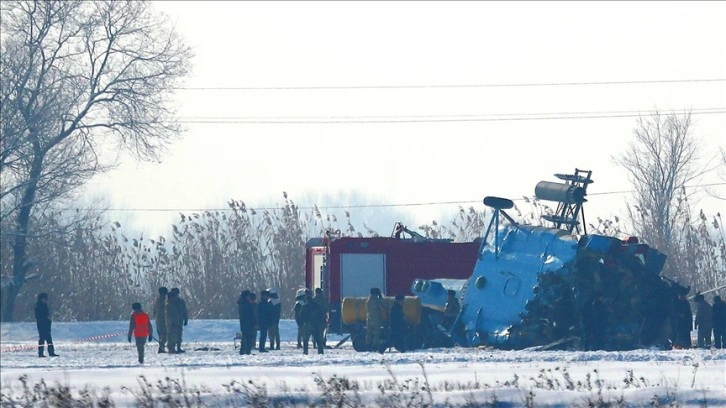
[340,253,386,298]
[313,253,325,290]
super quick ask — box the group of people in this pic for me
[675,293,725,349]
[237,289,282,355]
[293,288,329,355]
[33,285,726,364]
[151,287,189,354]
[581,289,726,351]
[125,286,189,364]
[364,287,409,353]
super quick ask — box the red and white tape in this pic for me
[78,331,125,342]
[1,331,125,353]
[0,343,38,353]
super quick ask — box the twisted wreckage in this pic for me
[308,169,688,351]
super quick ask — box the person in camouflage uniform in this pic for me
[165,287,188,353]
[366,287,385,350]
[153,287,168,353]
[312,288,330,349]
[299,290,326,355]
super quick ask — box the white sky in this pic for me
[84,1,726,236]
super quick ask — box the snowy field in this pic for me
[1,319,725,407]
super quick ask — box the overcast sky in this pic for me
[84,1,725,236]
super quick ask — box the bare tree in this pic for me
[0,0,191,321]
[614,110,705,279]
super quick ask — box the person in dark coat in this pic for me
[257,290,272,352]
[694,294,713,348]
[153,287,168,353]
[268,289,282,350]
[293,288,307,348]
[312,288,330,349]
[385,294,407,353]
[165,287,188,354]
[712,295,725,349]
[237,290,256,355]
[35,293,59,357]
[671,291,693,349]
[250,292,259,349]
[586,292,608,350]
[443,290,460,330]
[299,290,326,355]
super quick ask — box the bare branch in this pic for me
[0,0,191,321]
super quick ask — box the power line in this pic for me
[178,78,726,91]
[179,107,726,124]
[180,107,725,121]
[179,108,726,125]
[65,182,726,213]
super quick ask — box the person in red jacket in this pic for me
[128,302,153,364]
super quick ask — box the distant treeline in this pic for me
[0,194,722,322]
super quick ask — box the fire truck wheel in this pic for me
[352,332,367,352]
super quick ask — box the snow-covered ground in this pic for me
[1,319,725,407]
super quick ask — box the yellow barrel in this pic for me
[402,296,421,325]
[356,297,367,322]
[341,296,421,325]
[341,297,358,325]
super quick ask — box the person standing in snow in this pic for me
[293,289,307,348]
[712,295,725,349]
[312,288,329,349]
[366,287,385,350]
[268,289,282,350]
[128,302,153,364]
[299,290,326,355]
[237,290,256,355]
[670,290,692,349]
[153,286,168,353]
[257,290,272,352]
[165,287,188,353]
[35,293,59,357]
[385,294,407,353]
[583,292,608,351]
[694,294,713,348]
[250,292,259,349]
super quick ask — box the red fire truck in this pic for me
[305,223,480,333]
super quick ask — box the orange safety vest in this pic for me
[132,312,150,338]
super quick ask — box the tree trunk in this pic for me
[2,149,43,322]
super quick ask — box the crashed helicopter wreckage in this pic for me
[342,169,688,352]
[413,169,688,350]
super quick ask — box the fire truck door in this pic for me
[340,253,386,298]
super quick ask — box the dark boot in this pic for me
[48,345,59,357]
[158,347,166,353]
[38,346,45,357]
